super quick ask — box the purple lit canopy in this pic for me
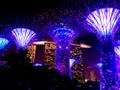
[50,23,77,41]
[11,28,36,49]
[86,8,120,37]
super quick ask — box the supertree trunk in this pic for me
[100,36,118,89]
[55,40,70,76]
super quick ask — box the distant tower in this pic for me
[11,28,36,49]
[86,8,120,89]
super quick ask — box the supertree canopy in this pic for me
[0,37,9,49]
[86,7,120,89]
[11,28,36,49]
[32,8,80,77]
[86,8,120,37]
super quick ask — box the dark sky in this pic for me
[0,0,60,12]
[0,1,59,23]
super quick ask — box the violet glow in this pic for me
[0,38,9,49]
[53,27,74,38]
[12,28,36,48]
[87,8,120,36]
[52,23,75,39]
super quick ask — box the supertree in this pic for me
[76,0,120,89]
[6,15,37,50]
[32,8,81,77]
[50,23,78,77]
[11,28,36,49]
[86,6,120,90]
[114,42,120,88]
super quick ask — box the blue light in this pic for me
[0,37,9,49]
[33,63,42,66]
[12,28,36,48]
[52,27,75,39]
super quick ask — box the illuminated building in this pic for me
[27,41,91,84]
[86,8,120,89]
